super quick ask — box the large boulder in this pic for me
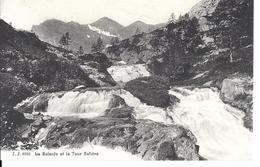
[105,106,134,119]
[41,112,200,160]
[220,74,253,130]
[124,76,177,108]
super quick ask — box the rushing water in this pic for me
[43,89,169,123]
[168,87,252,160]
[107,64,150,82]
[114,90,170,123]
[41,86,252,160]
[46,90,114,118]
[19,64,252,160]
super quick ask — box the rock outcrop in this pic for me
[40,108,200,160]
[220,74,253,130]
[124,76,178,108]
[189,0,221,31]
[106,28,168,65]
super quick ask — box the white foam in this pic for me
[168,87,252,160]
[107,64,150,83]
[44,89,168,124]
[17,84,252,160]
[114,90,170,123]
[46,91,113,118]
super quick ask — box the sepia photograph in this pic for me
[0,0,255,163]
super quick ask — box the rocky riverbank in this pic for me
[220,74,253,130]
[3,89,200,160]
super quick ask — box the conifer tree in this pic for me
[77,46,84,55]
[91,36,104,52]
[59,32,71,49]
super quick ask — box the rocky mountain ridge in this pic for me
[31,17,164,52]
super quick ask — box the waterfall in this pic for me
[168,87,252,160]
[107,64,150,83]
[114,90,170,123]
[43,89,169,123]
[45,90,114,118]
[30,82,252,160]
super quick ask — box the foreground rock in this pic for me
[40,107,199,160]
[220,74,253,130]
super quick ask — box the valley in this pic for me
[0,0,253,161]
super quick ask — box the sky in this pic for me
[0,0,200,30]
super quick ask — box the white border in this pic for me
[2,0,260,167]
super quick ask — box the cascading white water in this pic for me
[168,87,252,160]
[44,89,169,123]
[33,74,252,160]
[107,64,150,83]
[114,90,170,123]
[46,90,114,118]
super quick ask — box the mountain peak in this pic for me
[41,19,66,24]
[92,17,123,27]
[130,21,148,26]
[97,17,115,22]
[91,17,124,36]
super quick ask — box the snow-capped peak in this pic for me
[88,24,118,37]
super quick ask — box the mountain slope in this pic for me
[121,21,165,38]
[31,19,116,52]
[1,19,116,92]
